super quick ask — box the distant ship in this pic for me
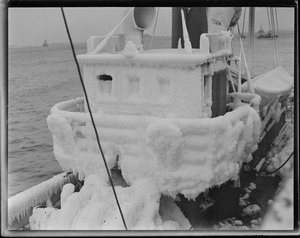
[43,39,48,47]
[257,25,278,38]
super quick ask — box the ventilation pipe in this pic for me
[123,7,157,50]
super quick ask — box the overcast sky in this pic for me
[8,7,295,47]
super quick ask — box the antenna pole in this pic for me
[247,7,255,75]
[180,9,193,54]
[92,7,134,54]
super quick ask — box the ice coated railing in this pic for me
[48,97,261,198]
[8,172,78,230]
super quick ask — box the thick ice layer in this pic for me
[82,64,211,119]
[78,38,233,120]
[8,172,77,226]
[29,175,190,230]
[48,99,261,199]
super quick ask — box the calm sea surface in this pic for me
[8,33,294,197]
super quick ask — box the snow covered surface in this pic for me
[266,123,294,177]
[261,175,294,230]
[209,123,295,232]
[242,66,293,109]
[8,172,77,226]
[259,123,294,230]
[48,99,261,199]
[30,176,190,230]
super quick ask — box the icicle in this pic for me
[227,69,236,93]
[177,38,182,49]
[232,49,242,108]
[238,49,242,93]
[255,158,266,172]
[8,172,77,227]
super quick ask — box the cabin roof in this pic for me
[77,48,232,69]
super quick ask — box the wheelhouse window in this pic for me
[158,77,170,103]
[97,74,113,95]
[127,74,140,98]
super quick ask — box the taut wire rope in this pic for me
[150,7,160,49]
[60,7,128,230]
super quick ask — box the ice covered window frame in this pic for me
[204,75,212,107]
[97,74,113,95]
[157,76,170,104]
[94,70,117,102]
[202,71,213,118]
[126,73,141,101]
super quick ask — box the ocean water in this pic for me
[7,32,294,198]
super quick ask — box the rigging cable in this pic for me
[267,7,272,33]
[268,7,278,67]
[60,7,128,230]
[270,7,279,67]
[237,24,253,89]
[241,7,246,37]
[274,7,281,65]
[150,7,160,50]
[275,8,280,37]
[267,8,279,68]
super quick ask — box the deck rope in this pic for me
[260,151,294,175]
[60,8,128,230]
[274,7,281,65]
[237,24,254,93]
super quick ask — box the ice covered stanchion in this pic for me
[47,31,261,199]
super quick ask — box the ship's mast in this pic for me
[247,7,255,75]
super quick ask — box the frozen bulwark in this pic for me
[47,97,261,199]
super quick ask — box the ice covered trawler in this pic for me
[8,7,294,230]
[47,12,261,200]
